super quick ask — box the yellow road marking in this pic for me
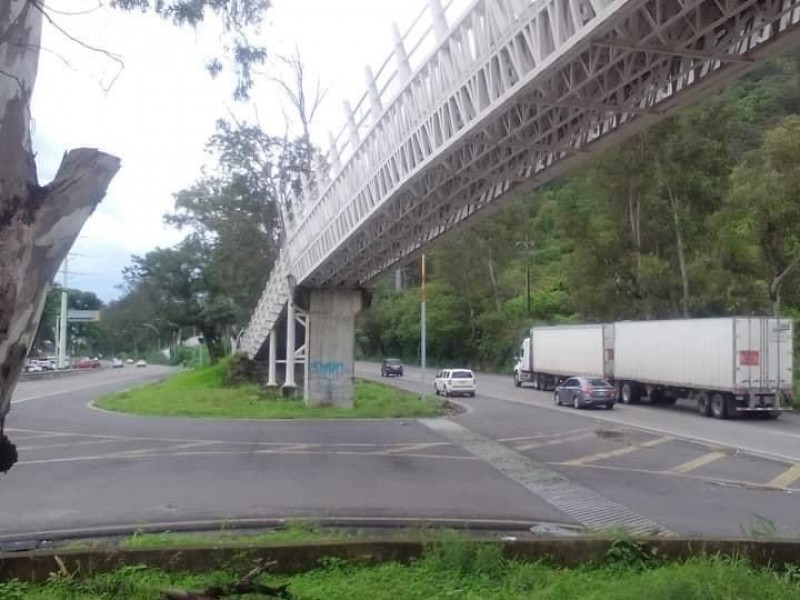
[497,428,591,443]
[514,432,596,451]
[563,436,673,466]
[666,451,727,475]
[767,463,800,489]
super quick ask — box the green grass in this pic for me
[95,363,445,419]
[69,521,358,550]
[5,542,800,600]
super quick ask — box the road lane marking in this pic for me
[767,463,800,489]
[11,373,170,404]
[563,436,673,466]
[16,439,131,452]
[514,431,596,451]
[555,461,800,492]
[420,418,672,536]
[15,448,478,466]
[381,442,449,454]
[666,451,727,475]
[497,428,592,443]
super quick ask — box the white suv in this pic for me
[434,369,477,397]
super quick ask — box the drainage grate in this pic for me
[420,419,673,536]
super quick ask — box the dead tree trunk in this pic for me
[0,1,121,471]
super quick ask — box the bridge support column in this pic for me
[282,303,297,395]
[306,289,363,408]
[266,329,277,387]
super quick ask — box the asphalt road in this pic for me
[0,363,797,541]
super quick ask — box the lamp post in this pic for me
[515,238,535,314]
[420,253,427,395]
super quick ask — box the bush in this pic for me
[224,353,261,386]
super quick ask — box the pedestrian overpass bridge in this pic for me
[239,0,800,405]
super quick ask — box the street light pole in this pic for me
[420,253,427,394]
[515,238,535,315]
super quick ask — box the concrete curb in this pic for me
[3,537,800,582]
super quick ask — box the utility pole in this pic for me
[56,256,69,369]
[420,254,427,394]
[515,238,535,314]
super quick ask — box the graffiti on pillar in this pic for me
[310,360,346,381]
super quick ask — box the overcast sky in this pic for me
[32,0,469,302]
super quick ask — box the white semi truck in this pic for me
[513,317,794,419]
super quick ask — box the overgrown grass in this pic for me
[95,363,445,419]
[6,540,800,599]
[69,520,358,550]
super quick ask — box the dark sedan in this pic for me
[554,376,616,409]
[380,358,404,377]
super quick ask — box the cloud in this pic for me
[30,0,465,301]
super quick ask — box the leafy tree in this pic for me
[723,116,800,315]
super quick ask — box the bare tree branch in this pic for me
[30,0,125,91]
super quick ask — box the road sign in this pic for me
[68,310,100,322]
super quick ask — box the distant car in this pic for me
[136,359,147,368]
[75,357,94,369]
[23,361,43,373]
[380,358,403,377]
[554,376,616,410]
[434,368,476,397]
[125,358,134,365]
[112,358,124,369]
[33,359,55,371]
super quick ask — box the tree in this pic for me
[0,0,271,471]
[724,116,800,315]
[125,237,238,364]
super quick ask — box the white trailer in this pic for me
[513,324,614,390]
[613,317,794,418]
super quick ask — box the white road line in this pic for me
[16,439,132,452]
[15,447,478,466]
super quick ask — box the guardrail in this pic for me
[18,368,97,382]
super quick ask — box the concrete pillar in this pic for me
[266,328,277,387]
[307,289,363,407]
[282,303,297,393]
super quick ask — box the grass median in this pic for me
[7,539,800,599]
[95,362,445,419]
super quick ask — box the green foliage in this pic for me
[13,549,800,600]
[359,54,800,369]
[110,0,269,100]
[96,367,446,419]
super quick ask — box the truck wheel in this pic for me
[533,375,540,390]
[621,383,641,404]
[514,373,521,388]
[711,393,729,419]
[764,410,781,420]
[697,392,712,417]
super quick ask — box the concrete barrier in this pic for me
[18,369,95,382]
[2,537,800,582]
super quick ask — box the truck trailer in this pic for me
[513,324,613,391]
[513,317,794,419]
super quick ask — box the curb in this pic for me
[3,537,800,582]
